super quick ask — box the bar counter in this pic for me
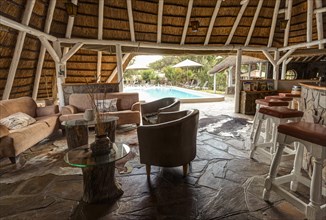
[300,82,326,125]
[299,82,326,183]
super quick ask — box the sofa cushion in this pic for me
[96,98,118,112]
[0,112,36,130]
[0,97,37,119]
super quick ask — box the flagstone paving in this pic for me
[0,96,309,219]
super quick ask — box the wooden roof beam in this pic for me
[268,0,281,47]
[225,0,249,45]
[59,37,277,52]
[61,42,83,63]
[245,0,263,46]
[180,0,193,45]
[204,0,222,45]
[315,55,324,61]
[307,0,313,47]
[106,53,132,83]
[2,0,36,100]
[280,38,326,51]
[314,7,326,13]
[33,0,57,100]
[283,0,293,47]
[97,0,104,82]
[315,0,324,49]
[157,0,164,43]
[63,0,78,54]
[276,49,296,65]
[127,0,135,42]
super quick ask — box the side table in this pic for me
[62,116,119,149]
[64,143,130,203]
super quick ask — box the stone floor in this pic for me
[0,96,312,219]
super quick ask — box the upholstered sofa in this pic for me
[59,92,141,126]
[0,97,60,163]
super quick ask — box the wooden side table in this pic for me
[62,116,119,150]
[64,143,130,203]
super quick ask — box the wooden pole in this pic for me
[273,51,280,90]
[245,0,263,46]
[116,44,123,92]
[126,0,135,42]
[213,73,217,94]
[32,0,56,100]
[63,0,78,54]
[268,0,280,47]
[234,49,242,113]
[307,0,313,47]
[2,0,36,99]
[315,0,324,49]
[180,0,193,45]
[96,0,104,82]
[157,0,164,43]
[205,0,222,45]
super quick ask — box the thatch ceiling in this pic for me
[0,0,325,99]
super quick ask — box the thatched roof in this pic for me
[208,55,265,74]
[0,0,325,99]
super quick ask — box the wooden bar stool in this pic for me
[263,121,326,220]
[250,99,290,141]
[279,93,302,110]
[250,106,303,161]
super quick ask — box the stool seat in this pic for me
[259,107,304,118]
[278,93,301,98]
[265,96,293,101]
[278,122,326,146]
[255,99,289,106]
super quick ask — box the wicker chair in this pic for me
[137,109,199,178]
[140,97,180,125]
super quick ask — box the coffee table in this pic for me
[62,116,119,149]
[64,143,130,203]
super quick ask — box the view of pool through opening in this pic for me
[124,86,224,103]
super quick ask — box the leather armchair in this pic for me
[140,97,180,125]
[137,109,199,178]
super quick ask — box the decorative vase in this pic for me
[84,109,95,121]
[90,134,114,156]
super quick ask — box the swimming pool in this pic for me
[124,86,224,103]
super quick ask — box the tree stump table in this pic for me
[64,143,130,203]
[62,116,118,150]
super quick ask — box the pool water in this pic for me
[124,86,223,103]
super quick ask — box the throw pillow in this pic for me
[95,98,118,112]
[0,112,36,130]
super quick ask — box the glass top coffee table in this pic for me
[64,143,130,203]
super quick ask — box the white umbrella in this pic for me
[126,63,150,70]
[172,59,203,68]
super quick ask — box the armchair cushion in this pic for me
[61,105,78,115]
[141,97,180,125]
[36,105,59,117]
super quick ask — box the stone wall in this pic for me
[62,83,119,105]
[301,86,326,184]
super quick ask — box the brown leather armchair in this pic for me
[137,109,199,178]
[140,97,180,125]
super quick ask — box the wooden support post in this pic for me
[281,61,287,80]
[2,0,36,99]
[283,0,293,47]
[116,44,123,92]
[258,62,263,77]
[63,0,78,55]
[234,49,242,113]
[32,0,56,100]
[248,63,251,79]
[273,51,280,90]
[213,73,217,94]
[106,53,131,83]
[96,0,104,82]
[126,0,135,42]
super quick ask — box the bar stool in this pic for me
[263,121,326,220]
[250,99,290,141]
[278,93,302,110]
[250,106,304,161]
[265,95,294,109]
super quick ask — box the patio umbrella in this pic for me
[172,59,203,68]
[126,63,150,70]
[172,59,203,84]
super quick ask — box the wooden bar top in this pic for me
[299,82,326,91]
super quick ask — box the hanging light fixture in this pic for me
[65,2,78,17]
[191,20,199,32]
